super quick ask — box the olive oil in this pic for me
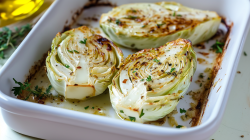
[0,0,44,26]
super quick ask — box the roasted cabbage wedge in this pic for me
[46,26,123,100]
[109,38,196,123]
[100,2,221,49]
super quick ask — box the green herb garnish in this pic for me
[146,75,152,82]
[0,24,31,59]
[154,100,160,103]
[180,108,186,113]
[11,78,52,100]
[177,14,182,17]
[244,51,247,56]
[68,49,79,54]
[153,58,160,63]
[12,78,30,96]
[141,25,146,28]
[156,23,165,27]
[116,19,121,25]
[200,83,202,87]
[133,71,136,73]
[80,38,87,44]
[120,110,124,113]
[92,107,94,109]
[65,64,70,68]
[141,79,144,81]
[45,85,52,95]
[129,116,136,122]
[170,68,175,73]
[216,46,223,53]
[84,106,89,110]
[199,73,204,78]
[139,109,145,118]
[211,40,224,53]
[176,125,183,128]
[67,50,73,53]
[74,50,79,53]
[173,11,176,16]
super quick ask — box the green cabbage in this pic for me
[46,26,123,100]
[109,38,196,123]
[100,2,221,49]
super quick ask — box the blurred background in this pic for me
[0,0,54,67]
[0,0,54,27]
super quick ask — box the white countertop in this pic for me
[1,29,250,140]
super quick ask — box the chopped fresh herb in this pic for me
[67,50,73,53]
[65,64,70,68]
[146,75,152,82]
[84,106,89,110]
[173,11,176,16]
[74,50,79,53]
[107,18,111,22]
[180,108,186,113]
[216,46,223,53]
[211,40,224,53]
[133,71,136,73]
[92,107,94,109]
[176,125,183,128]
[141,25,146,28]
[154,100,160,103]
[244,51,247,56]
[170,68,175,73]
[80,38,87,44]
[0,24,31,59]
[125,15,138,19]
[141,79,144,81]
[120,110,124,113]
[153,58,160,63]
[139,109,145,118]
[215,41,224,45]
[200,83,202,87]
[157,23,165,28]
[116,19,121,25]
[45,85,52,95]
[177,14,182,17]
[208,77,210,80]
[199,73,204,78]
[11,78,52,100]
[129,116,136,122]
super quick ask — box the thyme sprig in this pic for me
[12,78,52,100]
[0,24,31,59]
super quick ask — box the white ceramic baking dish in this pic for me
[0,0,250,140]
